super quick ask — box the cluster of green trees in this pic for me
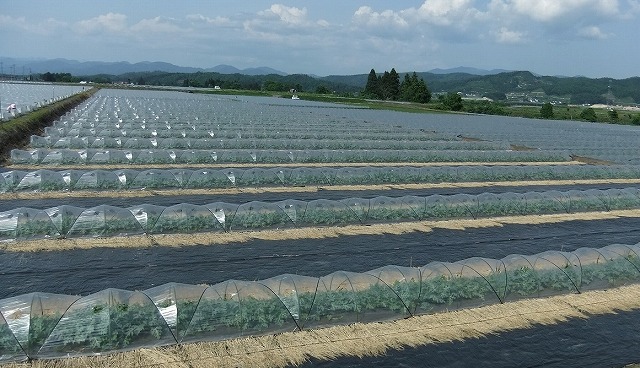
[437,92,463,111]
[40,72,78,83]
[114,71,358,95]
[540,103,554,118]
[363,69,431,103]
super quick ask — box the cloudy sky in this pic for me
[2,0,639,78]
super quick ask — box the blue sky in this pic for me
[2,0,639,78]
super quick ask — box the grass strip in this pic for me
[3,209,639,252]
[5,283,640,368]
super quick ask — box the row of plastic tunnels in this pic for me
[1,165,639,193]
[1,243,639,361]
[29,135,509,150]
[43,125,458,140]
[10,148,570,165]
[2,188,640,241]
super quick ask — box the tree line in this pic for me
[363,68,432,103]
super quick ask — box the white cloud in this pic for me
[414,0,482,25]
[492,0,621,22]
[243,3,334,44]
[186,14,233,27]
[259,4,308,26]
[494,27,526,43]
[578,25,610,39]
[317,19,330,27]
[75,13,127,34]
[130,16,185,34]
[353,6,409,28]
[0,15,67,35]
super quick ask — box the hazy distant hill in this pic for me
[203,64,286,76]
[0,57,287,76]
[4,57,637,104]
[427,67,511,75]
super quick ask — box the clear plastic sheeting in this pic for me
[10,148,571,165]
[0,313,23,362]
[14,170,67,192]
[0,83,86,122]
[2,164,639,194]
[66,205,143,238]
[0,293,80,358]
[184,280,299,342]
[44,206,85,236]
[230,201,295,230]
[2,188,640,241]
[152,204,223,234]
[143,283,207,343]
[0,208,59,240]
[36,289,175,358]
[30,136,511,151]
[44,126,458,142]
[2,243,640,362]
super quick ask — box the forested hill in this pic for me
[92,71,363,95]
[324,71,640,105]
[76,69,640,105]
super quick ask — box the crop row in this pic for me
[10,148,571,166]
[44,126,458,141]
[1,243,638,361]
[2,188,640,241]
[30,136,509,151]
[54,115,398,128]
[2,164,639,193]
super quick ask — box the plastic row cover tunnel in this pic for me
[1,243,640,362]
[10,148,571,165]
[49,115,433,135]
[43,126,459,141]
[2,165,639,193]
[29,136,510,151]
[2,188,640,241]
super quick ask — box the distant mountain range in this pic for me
[427,67,512,75]
[1,57,519,78]
[3,57,637,105]
[0,57,287,76]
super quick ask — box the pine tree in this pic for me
[400,74,413,101]
[364,69,381,99]
[388,68,400,100]
[380,71,392,99]
[400,72,432,103]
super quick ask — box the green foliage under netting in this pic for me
[45,303,168,352]
[10,148,571,165]
[3,188,640,240]
[2,246,639,360]
[32,136,512,151]
[3,164,639,193]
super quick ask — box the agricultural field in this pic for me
[2,87,640,366]
[0,82,87,121]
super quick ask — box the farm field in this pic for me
[1,87,640,366]
[0,82,86,121]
